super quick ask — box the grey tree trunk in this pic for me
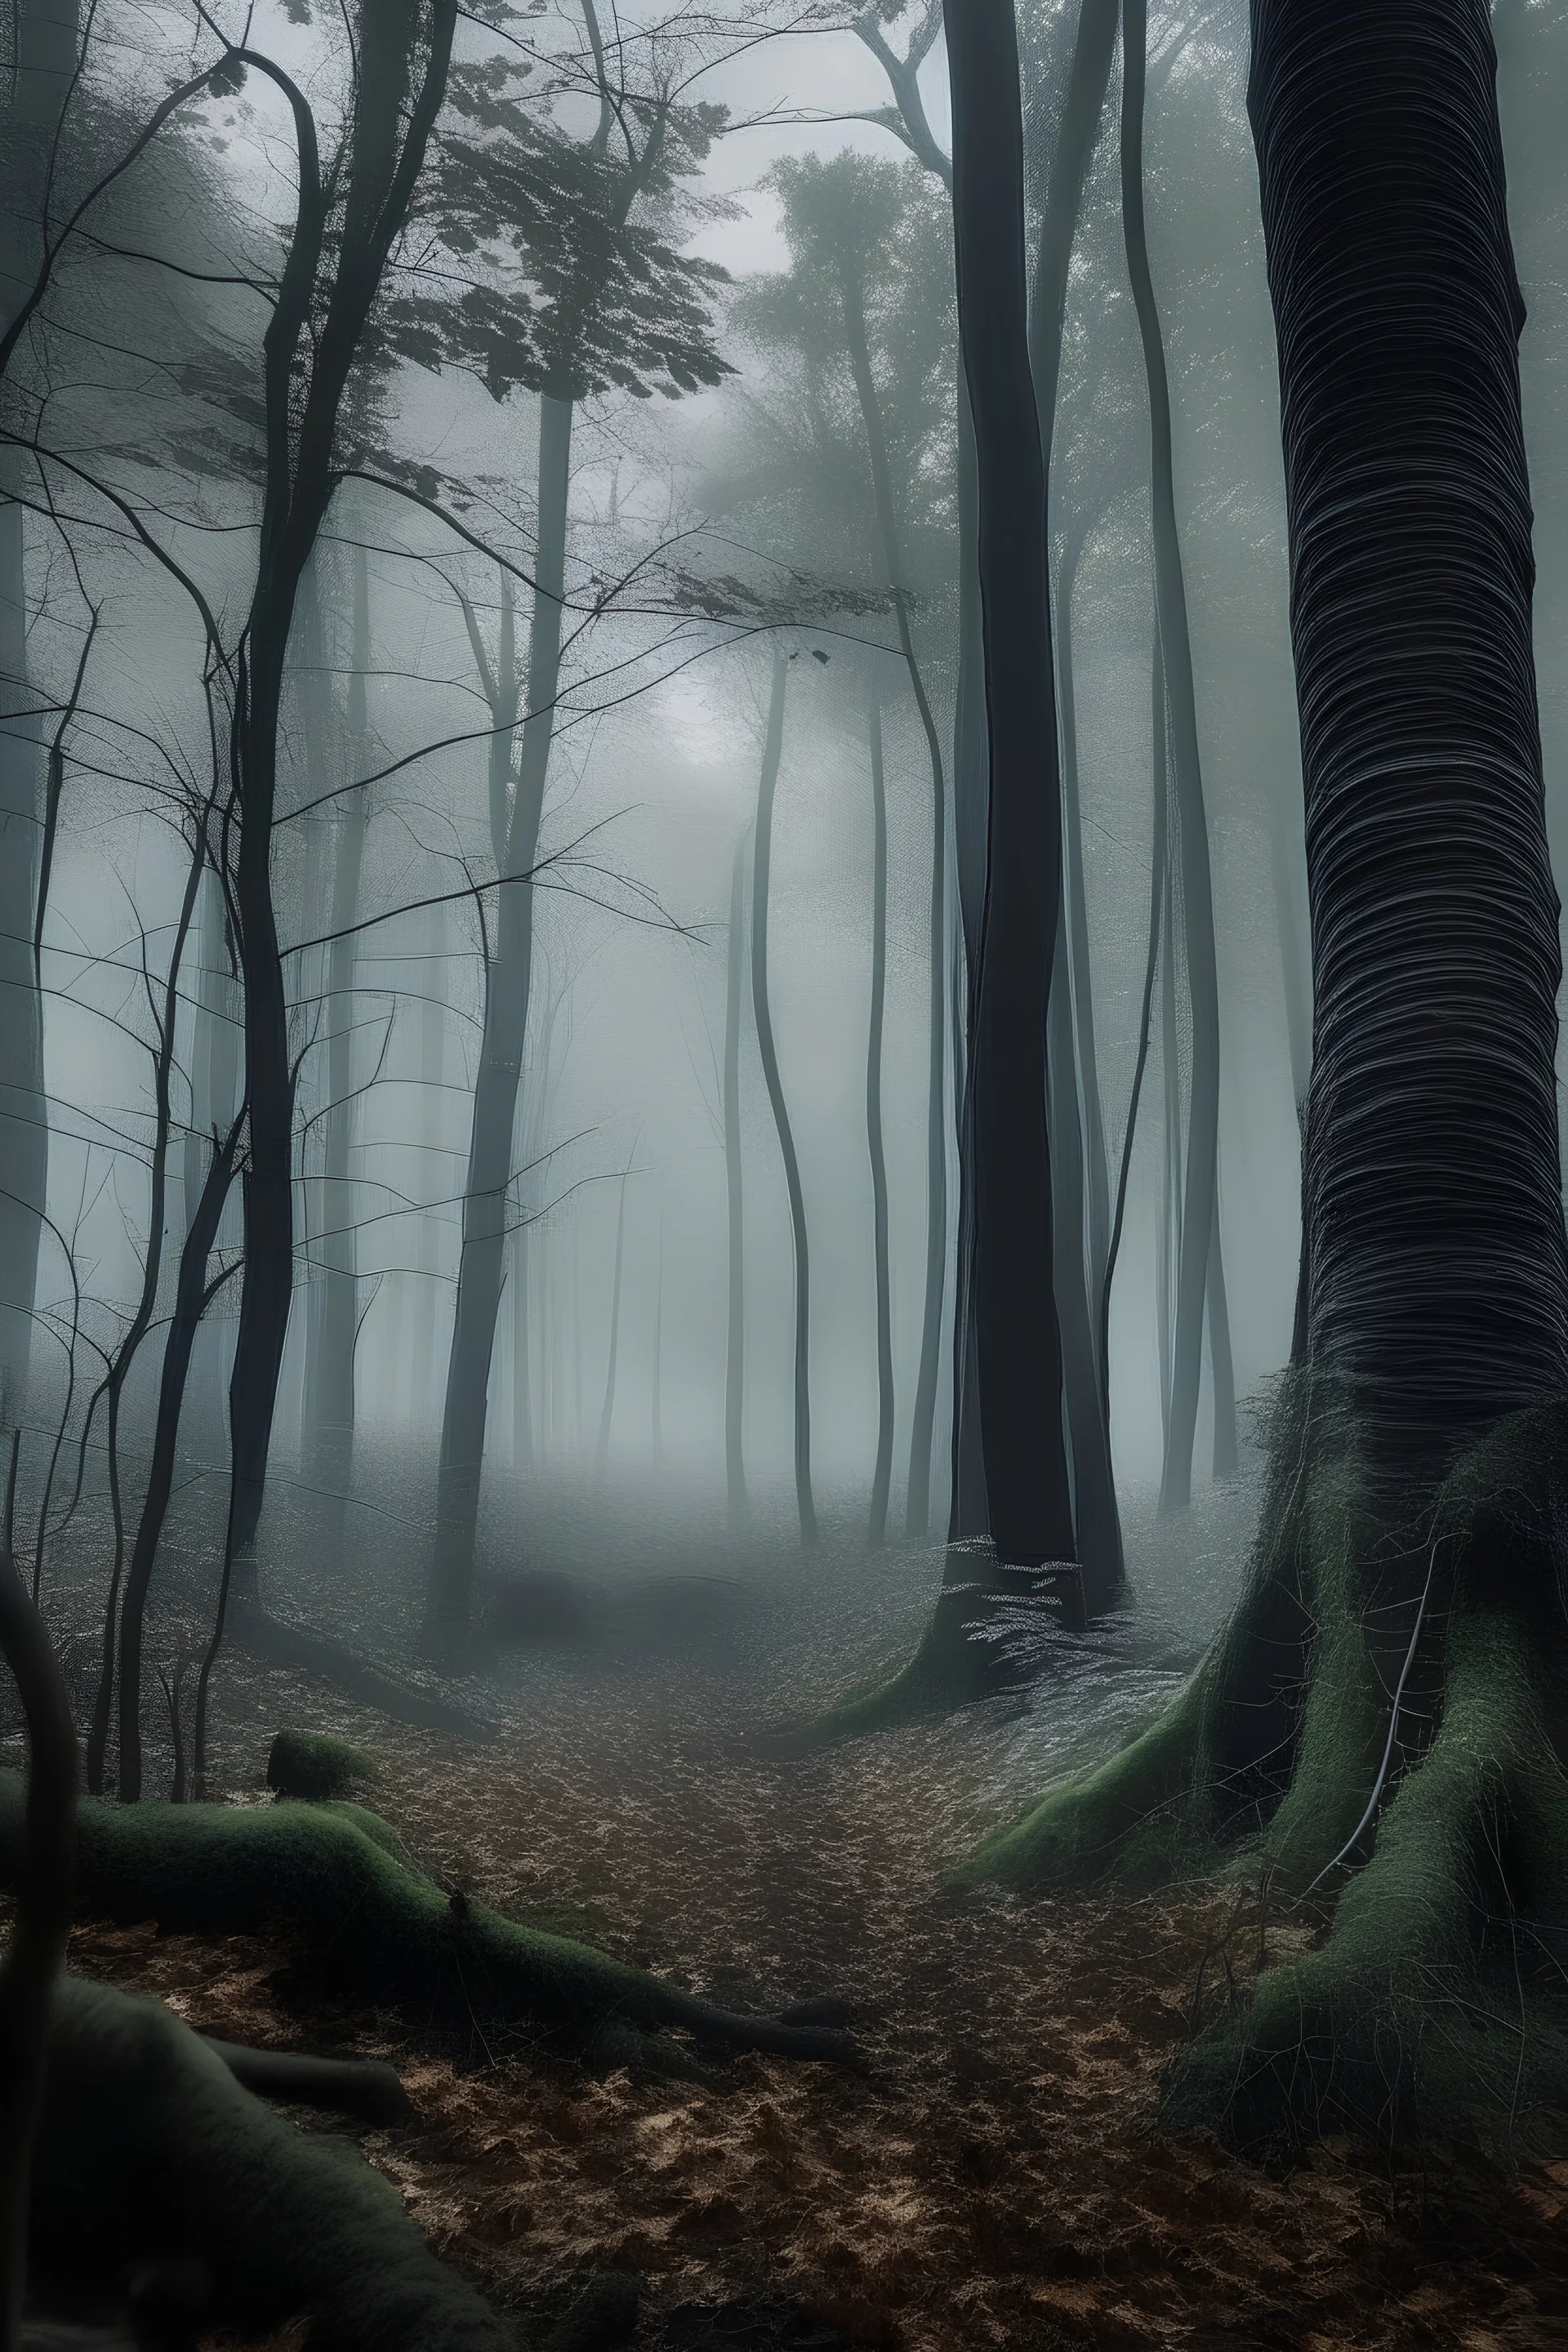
[723,827,750,1530]
[427,393,571,1646]
[1120,0,1228,1510]
[1057,523,1111,1321]
[836,262,947,1545]
[410,895,445,1428]
[865,696,895,1548]
[308,544,371,1494]
[1048,927,1124,1607]
[947,380,989,1546]
[595,1174,627,1476]
[0,1,80,1419]
[750,653,817,1547]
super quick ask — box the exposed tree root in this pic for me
[782,1552,1083,1750]
[964,1383,1568,2154]
[0,1782,851,2071]
[229,1600,497,1743]
[29,1974,638,2350]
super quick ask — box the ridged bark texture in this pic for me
[1249,0,1568,1458]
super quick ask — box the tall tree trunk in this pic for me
[310,544,371,1494]
[1100,608,1169,1420]
[411,895,444,1427]
[0,1,81,1423]
[750,653,817,1547]
[1120,0,1227,1512]
[836,264,947,1545]
[1207,1184,1237,1477]
[511,1223,531,1471]
[972,0,1568,2164]
[595,1174,627,1477]
[944,0,1076,1575]
[723,826,750,1530]
[947,381,989,1547]
[865,696,894,1548]
[1250,0,1568,1459]
[1049,929,1124,1609]
[427,392,571,1647]
[1056,522,1111,1320]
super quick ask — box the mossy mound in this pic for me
[0,1781,848,2072]
[267,1727,377,1802]
[964,1382,1568,2156]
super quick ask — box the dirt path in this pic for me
[64,1642,1568,2351]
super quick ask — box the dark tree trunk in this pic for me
[865,697,894,1549]
[1120,0,1231,1510]
[750,654,817,1546]
[945,0,1075,1574]
[972,0,1568,2161]
[1055,523,1111,1322]
[0,1517,75,2352]
[723,828,750,1530]
[947,381,989,1548]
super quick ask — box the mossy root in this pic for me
[0,1779,849,2068]
[33,1976,529,2350]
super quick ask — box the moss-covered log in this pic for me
[30,1974,636,2350]
[0,1783,849,2070]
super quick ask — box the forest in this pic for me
[2,0,1568,2345]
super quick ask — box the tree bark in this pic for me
[594,1173,627,1476]
[750,653,817,1547]
[944,0,1075,1572]
[426,393,570,1646]
[723,828,750,1531]
[309,543,371,1494]
[1119,0,1227,1512]
[865,696,894,1548]
[835,262,947,1546]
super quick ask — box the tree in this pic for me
[0,0,78,1420]
[420,7,735,1650]
[750,651,817,1545]
[969,0,1568,2157]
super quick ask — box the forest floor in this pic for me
[52,1486,1568,2352]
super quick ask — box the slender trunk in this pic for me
[1207,1182,1238,1477]
[750,653,817,1547]
[1099,609,1169,1423]
[1159,802,1182,1445]
[723,828,750,1529]
[311,544,371,1488]
[0,501,46,1421]
[837,263,947,1545]
[0,0,82,1424]
[650,1195,663,1465]
[113,1115,243,1803]
[944,0,1076,1571]
[865,697,894,1548]
[947,380,989,1545]
[1120,0,1224,1512]
[412,896,443,1425]
[1057,524,1111,1318]
[1049,928,1124,1606]
[522,1232,541,1468]
[427,392,571,1645]
[81,818,207,1793]
[595,1174,627,1476]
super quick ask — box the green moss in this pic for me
[33,1975,515,2349]
[0,1780,845,2069]
[267,1727,377,1802]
